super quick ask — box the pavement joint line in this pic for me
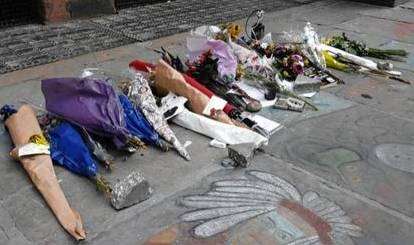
[361,101,414,124]
[359,13,414,24]
[333,17,414,47]
[86,20,143,42]
[0,184,35,204]
[400,5,414,11]
[85,160,222,242]
[284,102,359,128]
[264,151,414,225]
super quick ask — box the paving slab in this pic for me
[361,5,414,23]
[88,154,414,245]
[265,105,414,217]
[258,91,355,127]
[335,15,414,44]
[326,72,414,122]
[0,106,227,244]
[0,203,31,245]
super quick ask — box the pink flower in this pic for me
[291,61,304,75]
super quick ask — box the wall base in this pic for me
[351,0,409,7]
[41,0,116,23]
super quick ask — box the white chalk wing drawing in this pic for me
[180,170,362,244]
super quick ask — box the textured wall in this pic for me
[0,0,41,28]
[41,0,116,22]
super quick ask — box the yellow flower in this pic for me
[236,64,246,80]
[226,23,243,40]
[323,51,349,72]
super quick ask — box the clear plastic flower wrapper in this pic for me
[1,105,86,240]
[187,36,238,82]
[160,93,268,147]
[302,22,326,70]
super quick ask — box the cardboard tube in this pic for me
[154,60,209,114]
[154,60,239,126]
[5,105,86,240]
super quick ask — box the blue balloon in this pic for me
[49,122,98,178]
[119,94,161,146]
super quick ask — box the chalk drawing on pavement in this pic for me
[177,170,362,244]
[375,143,414,174]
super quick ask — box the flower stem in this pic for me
[93,174,112,198]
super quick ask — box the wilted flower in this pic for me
[274,45,288,58]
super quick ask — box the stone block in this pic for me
[110,171,153,210]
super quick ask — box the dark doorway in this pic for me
[0,0,41,29]
[115,0,171,10]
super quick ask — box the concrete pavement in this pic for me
[0,1,413,244]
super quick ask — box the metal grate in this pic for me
[115,0,172,9]
[0,0,40,29]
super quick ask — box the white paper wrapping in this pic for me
[160,93,268,147]
[173,109,268,147]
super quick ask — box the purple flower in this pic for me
[274,45,288,57]
[291,62,304,75]
[289,54,303,63]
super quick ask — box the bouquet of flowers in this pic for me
[41,77,145,151]
[48,121,153,210]
[48,121,112,195]
[1,105,86,240]
[271,44,306,81]
[122,71,191,161]
[326,33,408,60]
[186,50,262,112]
